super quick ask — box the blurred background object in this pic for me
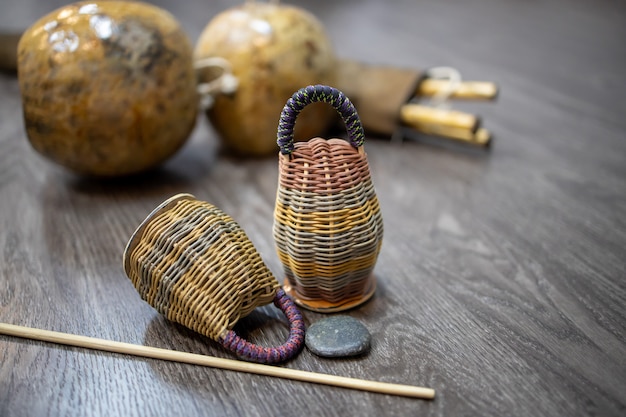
[194,1,336,156]
[337,60,497,147]
[0,32,20,72]
[17,1,198,176]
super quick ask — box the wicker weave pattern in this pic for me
[274,86,383,309]
[124,195,279,341]
[274,136,384,305]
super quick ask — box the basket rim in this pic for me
[122,193,196,277]
[282,273,377,313]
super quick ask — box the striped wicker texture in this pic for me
[123,194,305,363]
[274,86,384,311]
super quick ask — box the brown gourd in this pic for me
[18,1,198,176]
[194,2,337,157]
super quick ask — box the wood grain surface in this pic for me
[1,0,625,416]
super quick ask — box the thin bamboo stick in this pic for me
[0,323,435,400]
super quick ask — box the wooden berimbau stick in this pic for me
[400,104,480,132]
[418,79,499,101]
[0,323,435,399]
[400,105,492,146]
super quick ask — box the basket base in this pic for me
[282,274,376,313]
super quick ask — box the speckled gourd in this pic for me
[18,1,198,176]
[194,2,337,156]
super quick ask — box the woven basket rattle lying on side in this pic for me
[274,85,384,313]
[123,194,305,364]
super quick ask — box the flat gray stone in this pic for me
[305,316,371,358]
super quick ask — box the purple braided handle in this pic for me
[218,289,305,364]
[277,85,365,155]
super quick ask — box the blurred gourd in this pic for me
[18,1,198,176]
[194,1,337,157]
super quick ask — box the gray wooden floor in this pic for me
[1,0,625,416]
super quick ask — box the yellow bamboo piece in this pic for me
[0,323,435,400]
[418,80,498,100]
[400,104,480,132]
[411,123,492,147]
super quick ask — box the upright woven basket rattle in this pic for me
[274,85,384,312]
[123,194,305,364]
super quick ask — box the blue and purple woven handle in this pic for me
[219,289,305,364]
[277,85,365,155]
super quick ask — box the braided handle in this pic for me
[277,85,365,155]
[219,289,305,364]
